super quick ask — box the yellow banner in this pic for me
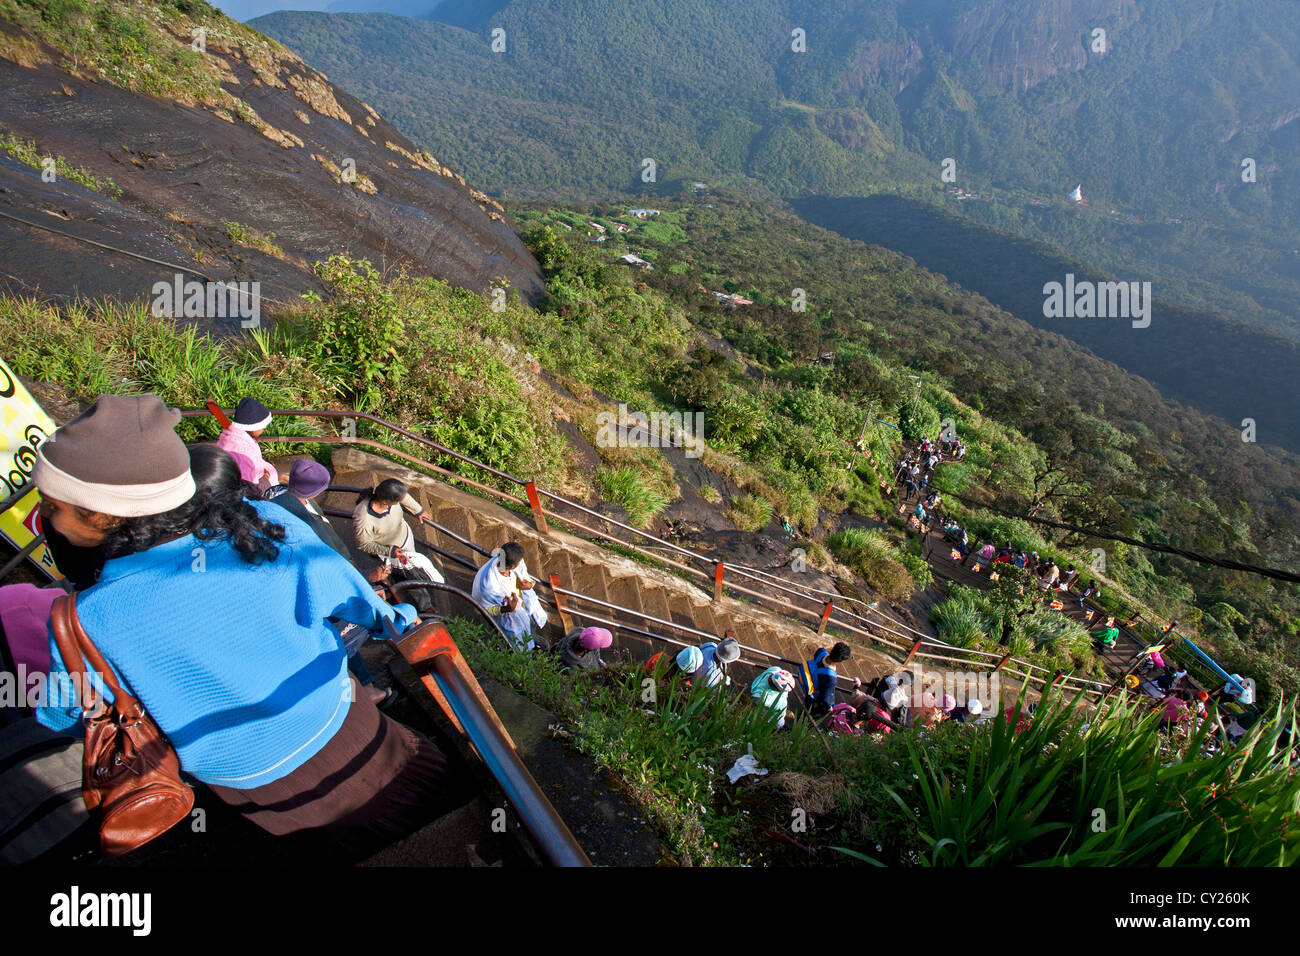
[0,359,59,579]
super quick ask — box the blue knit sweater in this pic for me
[38,501,415,789]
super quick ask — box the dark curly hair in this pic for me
[357,477,408,506]
[98,444,286,564]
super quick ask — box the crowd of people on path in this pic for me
[891,435,1272,756]
[632,635,1004,740]
[2,396,1273,865]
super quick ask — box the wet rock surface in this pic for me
[0,39,543,319]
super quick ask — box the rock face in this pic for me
[918,0,1129,93]
[0,6,544,324]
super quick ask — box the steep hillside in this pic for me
[511,195,1300,696]
[254,0,1300,342]
[793,194,1300,454]
[0,0,543,322]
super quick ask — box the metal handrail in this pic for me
[540,484,938,642]
[0,529,47,581]
[381,610,590,867]
[187,407,935,642]
[551,583,734,647]
[193,409,944,652]
[181,408,1118,702]
[386,579,514,650]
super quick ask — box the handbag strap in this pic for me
[49,594,142,721]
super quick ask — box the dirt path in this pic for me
[894,449,1152,688]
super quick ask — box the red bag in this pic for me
[50,594,194,856]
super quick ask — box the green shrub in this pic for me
[727,493,772,532]
[901,550,933,590]
[931,601,985,648]
[303,255,407,409]
[596,465,670,527]
[894,690,1300,866]
[897,395,940,442]
[827,527,915,601]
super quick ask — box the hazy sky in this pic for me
[217,1,442,22]
[214,1,331,21]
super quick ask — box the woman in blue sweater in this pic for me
[35,395,458,853]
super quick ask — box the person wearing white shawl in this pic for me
[472,542,548,649]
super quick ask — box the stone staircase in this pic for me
[916,520,1143,681]
[324,447,902,687]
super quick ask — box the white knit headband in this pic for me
[35,447,196,518]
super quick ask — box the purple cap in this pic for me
[579,627,613,650]
[287,458,330,498]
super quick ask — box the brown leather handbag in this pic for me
[49,594,194,856]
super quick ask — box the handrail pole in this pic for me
[549,574,573,634]
[387,617,589,867]
[524,481,549,536]
[816,601,833,637]
[903,639,924,667]
[189,409,1167,703]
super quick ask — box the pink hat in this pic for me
[579,626,613,650]
[940,694,957,712]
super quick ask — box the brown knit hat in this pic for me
[35,395,195,517]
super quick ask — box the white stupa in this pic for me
[1068,184,1084,204]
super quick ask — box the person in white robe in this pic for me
[472,541,548,650]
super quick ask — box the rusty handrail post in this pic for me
[713,561,724,602]
[816,601,833,636]
[993,653,1012,673]
[387,617,590,867]
[549,573,573,634]
[524,481,549,536]
[903,638,924,666]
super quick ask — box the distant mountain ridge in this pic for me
[254,0,1300,343]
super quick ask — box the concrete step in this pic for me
[537,549,574,592]
[469,513,512,555]
[598,576,655,660]
[567,557,612,601]
[636,585,676,634]
[601,575,644,621]
[687,602,724,640]
[667,594,700,635]
[566,560,612,618]
[729,619,762,652]
[519,539,547,583]
[430,503,475,546]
